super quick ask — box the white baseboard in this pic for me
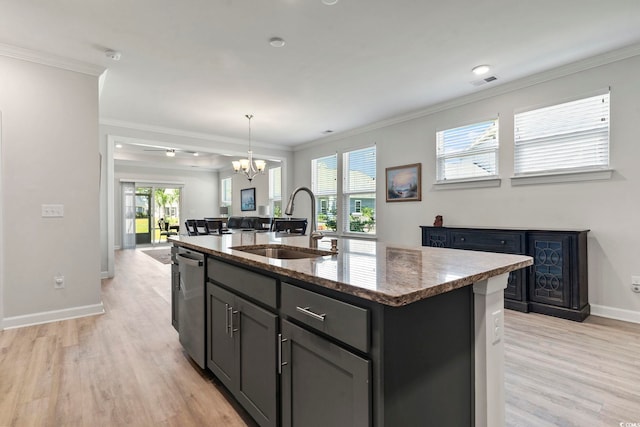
[2,303,105,330]
[590,304,640,324]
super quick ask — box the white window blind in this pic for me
[436,119,499,181]
[221,177,232,206]
[312,155,337,232]
[312,155,337,196]
[514,93,610,175]
[268,166,282,216]
[343,146,376,235]
[268,167,281,200]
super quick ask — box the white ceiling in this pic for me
[2,0,640,151]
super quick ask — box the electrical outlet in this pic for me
[632,276,640,293]
[491,309,502,344]
[54,275,65,289]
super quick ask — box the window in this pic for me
[312,154,337,232]
[320,199,328,214]
[514,92,610,175]
[269,166,282,217]
[221,177,232,211]
[436,119,499,181]
[343,146,376,235]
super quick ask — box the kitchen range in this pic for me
[171,232,531,427]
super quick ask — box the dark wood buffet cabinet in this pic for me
[420,226,590,321]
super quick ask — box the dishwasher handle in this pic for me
[177,253,204,267]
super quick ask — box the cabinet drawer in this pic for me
[281,282,369,353]
[451,231,523,253]
[207,258,277,309]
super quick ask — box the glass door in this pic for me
[135,187,152,244]
[152,187,181,244]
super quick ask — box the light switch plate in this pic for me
[42,204,64,218]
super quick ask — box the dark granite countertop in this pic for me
[170,232,532,306]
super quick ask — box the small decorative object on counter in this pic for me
[434,215,443,227]
[330,239,338,253]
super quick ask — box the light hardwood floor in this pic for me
[1,248,639,426]
[0,248,256,427]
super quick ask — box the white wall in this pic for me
[222,169,270,217]
[293,53,640,322]
[0,56,103,327]
[0,111,4,326]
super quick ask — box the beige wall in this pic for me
[0,56,103,327]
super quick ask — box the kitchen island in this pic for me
[170,232,532,427]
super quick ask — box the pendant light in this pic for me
[232,114,266,182]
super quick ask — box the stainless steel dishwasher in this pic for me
[176,247,205,369]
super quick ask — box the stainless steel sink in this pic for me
[230,244,335,259]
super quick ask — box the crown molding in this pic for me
[294,41,640,151]
[100,118,293,153]
[0,43,105,76]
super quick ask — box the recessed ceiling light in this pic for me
[472,65,490,75]
[269,37,286,48]
[193,152,199,156]
[322,0,339,5]
[115,143,123,148]
[166,149,176,157]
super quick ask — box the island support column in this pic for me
[473,273,508,427]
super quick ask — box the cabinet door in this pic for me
[281,320,370,427]
[235,297,278,427]
[504,269,525,301]
[422,227,449,247]
[207,283,235,389]
[528,234,572,307]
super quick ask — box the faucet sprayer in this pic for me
[285,186,324,249]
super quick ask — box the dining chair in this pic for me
[272,218,308,234]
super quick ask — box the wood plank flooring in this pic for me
[1,247,639,426]
[505,309,640,426]
[0,248,255,427]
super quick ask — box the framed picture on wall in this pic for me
[241,187,256,211]
[386,163,422,202]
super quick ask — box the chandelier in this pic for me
[232,114,266,182]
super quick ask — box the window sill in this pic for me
[510,168,613,186]
[340,232,377,240]
[433,177,502,190]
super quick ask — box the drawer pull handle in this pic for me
[460,237,465,242]
[501,240,506,244]
[296,306,326,322]
[230,309,239,338]
[225,304,231,335]
[278,333,288,374]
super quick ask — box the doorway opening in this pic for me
[123,183,182,249]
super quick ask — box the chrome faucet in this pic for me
[284,186,324,249]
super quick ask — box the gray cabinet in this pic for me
[207,282,278,427]
[280,319,371,427]
[193,252,473,426]
[280,282,370,353]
